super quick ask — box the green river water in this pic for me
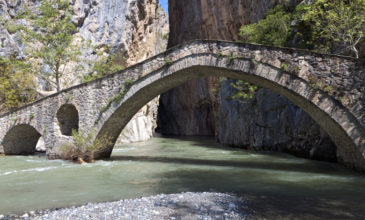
[0,137,364,218]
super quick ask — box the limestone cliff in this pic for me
[0,0,169,144]
[158,0,287,136]
[70,0,169,143]
[72,0,168,66]
[0,0,27,58]
[158,0,337,161]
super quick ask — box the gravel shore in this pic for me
[1,192,252,220]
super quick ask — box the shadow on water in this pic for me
[111,137,365,219]
[156,166,364,219]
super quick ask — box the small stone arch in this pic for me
[3,124,41,155]
[57,104,79,136]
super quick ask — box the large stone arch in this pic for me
[2,124,41,155]
[57,104,79,136]
[92,53,365,171]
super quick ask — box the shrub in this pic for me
[165,57,172,65]
[83,49,125,83]
[0,56,37,109]
[239,5,292,47]
[231,80,259,101]
[60,129,112,163]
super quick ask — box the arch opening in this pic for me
[92,56,365,171]
[57,104,79,136]
[3,124,41,155]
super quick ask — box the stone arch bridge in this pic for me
[0,40,364,171]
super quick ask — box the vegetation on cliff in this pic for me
[239,0,365,58]
[0,56,37,109]
[0,0,125,110]
[231,0,365,102]
[17,0,88,92]
[82,47,124,83]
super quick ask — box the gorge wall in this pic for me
[158,0,337,161]
[0,0,168,144]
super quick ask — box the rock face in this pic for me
[159,0,337,161]
[217,80,336,161]
[72,0,169,66]
[70,0,168,143]
[118,98,160,143]
[158,0,287,136]
[0,0,168,143]
[71,0,169,143]
[0,0,27,58]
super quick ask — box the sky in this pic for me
[159,0,168,15]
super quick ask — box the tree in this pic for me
[19,0,86,91]
[239,0,365,58]
[301,0,365,58]
[82,47,124,83]
[239,5,292,47]
[0,56,37,109]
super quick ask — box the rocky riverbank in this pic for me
[0,192,251,220]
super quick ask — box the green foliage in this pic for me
[227,54,238,64]
[124,78,134,88]
[156,31,169,41]
[60,129,112,163]
[30,113,35,119]
[65,93,71,103]
[10,115,18,122]
[239,5,292,47]
[2,0,126,93]
[18,0,87,91]
[5,22,22,34]
[308,75,335,95]
[324,85,333,93]
[162,34,169,40]
[83,48,124,83]
[0,56,37,109]
[99,78,134,113]
[231,80,259,101]
[0,16,22,34]
[217,53,242,65]
[281,62,288,71]
[239,0,365,57]
[236,0,365,102]
[301,0,365,58]
[251,58,259,65]
[165,57,172,65]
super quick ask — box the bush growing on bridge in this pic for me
[60,129,112,163]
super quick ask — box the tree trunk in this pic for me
[55,71,60,91]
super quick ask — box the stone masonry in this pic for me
[0,40,364,171]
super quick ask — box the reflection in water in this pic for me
[0,137,364,218]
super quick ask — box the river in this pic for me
[0,137,364,219]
